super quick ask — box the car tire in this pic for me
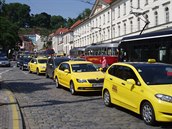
[70,82,76,95]
[55,77,60,88]
[141,101,156,125]
[36,68,40,75]
[103,90,112,107]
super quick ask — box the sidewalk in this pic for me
[0,78,23,129]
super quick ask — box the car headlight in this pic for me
[40,66,45,68]
[76,79,87,83]
[155,94,172,103]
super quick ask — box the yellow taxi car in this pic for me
[28,56,47,75]
[54,61,104,95]
[102,61,172,125]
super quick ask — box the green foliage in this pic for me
[50,15,67,29]
[2,2,31,27]
[0,16,20,52]
[0,1,92,53]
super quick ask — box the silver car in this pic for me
[0,57,10,67]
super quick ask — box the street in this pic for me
[0,63,172,129]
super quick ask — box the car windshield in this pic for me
[24,58,32,62]
[72,63,97,72]
[136,65,172,85]
[38,59,47,64]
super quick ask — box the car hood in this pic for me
[38,63,46,67]
[73,71,104,79]
[149,85,172,96]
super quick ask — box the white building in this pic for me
[53,0,172,55]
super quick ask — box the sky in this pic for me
[5,0,96,18]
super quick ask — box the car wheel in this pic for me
[141,101,156,125]
[70,82,76,95]
[36,68,40,75]
[103,90,112,107]
[55,77,60,88]
[28,67,32,73]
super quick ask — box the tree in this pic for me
[0,16,20,53]
[76,8,91,20]
[31,12,51,28]
[50,15,67,29]
[2,3,31,27]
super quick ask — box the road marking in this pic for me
[0,69,12,75]
[21,71,28,75]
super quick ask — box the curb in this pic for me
[0,81,23,129]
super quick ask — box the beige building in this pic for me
[52,0,172,54]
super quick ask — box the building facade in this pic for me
[52,0,172,55]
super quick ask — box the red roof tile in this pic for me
[54,28,69,35]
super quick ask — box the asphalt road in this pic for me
[1,63,172,129]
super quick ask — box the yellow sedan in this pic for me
[54,61,104,95]
[102,62,172,125]
[28,57,47,75]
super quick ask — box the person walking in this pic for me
[101,56,107,72]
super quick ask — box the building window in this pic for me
[118,6,120,18]
[154,11,158,26]
[99,16,101,27]
[138,18,140,31]
[130,0,133,11]
[145,14,149,28]
[103,14,105,24]
[124,23,126,35]
[118,25,120,36]
[96,18,98,27]
[145,0,148,6]
[112,26,115,38]
[112,8,115,20]
[108,27,110,39]
[124,3,126,15]
[130,20,133,33]
[108,12,110,23]
[138,0,140,8]
[165,7,169,23]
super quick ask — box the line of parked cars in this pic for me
[17,55,172,125]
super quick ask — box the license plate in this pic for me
[92,84,103,87]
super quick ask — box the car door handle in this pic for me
[121,83,125,86]
[110,78,113,80]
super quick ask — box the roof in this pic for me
[122,29,172,42]
[65,61,92,65]
[54,28,69,35]
[70,20,82,29]
[115,62,170,68]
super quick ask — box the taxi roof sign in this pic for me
[148,59,156,63]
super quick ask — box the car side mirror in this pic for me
[126,79,136,85]
[98,67,103,71]
[64,69,70,73]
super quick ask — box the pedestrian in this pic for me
[101,56,107,72]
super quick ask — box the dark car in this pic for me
[46,57,70,78]
[17,56,23,67]
[0,57,10,67]
[19,57,32,70]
